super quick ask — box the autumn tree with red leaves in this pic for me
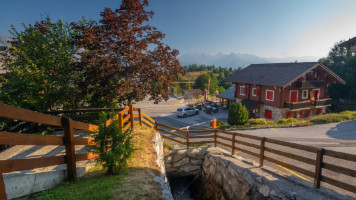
[73,0,185,107]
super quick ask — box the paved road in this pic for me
[139,104,356,198]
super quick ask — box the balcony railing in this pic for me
[311,98,332,106]
[284,100,311,109]
[296,81,324,88]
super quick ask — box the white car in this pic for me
[176,107,199,118]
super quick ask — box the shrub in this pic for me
[310,113,345,124]
[91,112,134,175]
[248,118,268,125]
[227,102,248,125]
[287,118,298,123]
[277,118,288,124]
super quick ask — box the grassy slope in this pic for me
[30,125,164,200]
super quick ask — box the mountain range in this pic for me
[178,53,319,68]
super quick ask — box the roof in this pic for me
[218,85,236,101]
[240,99,262,111]
[339,37,356,47]
[225,62,345,87]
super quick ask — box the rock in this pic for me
[172,157,189,168]
[191,159,203,165]
[165,156,172,163]
[289,192,297,200]
[256,176,263,184]
[270,190,284,200]
[258,184,271,197]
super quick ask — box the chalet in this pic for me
[182,89,203,100]
[339,37,356,57]
[222,62,345,121]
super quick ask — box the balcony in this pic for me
[296,81,324,88]
[311,98,332,107]
[284,100,311,110]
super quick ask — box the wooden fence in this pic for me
[155,122,356,195]
[0,103,154,200]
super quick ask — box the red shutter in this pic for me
[299,111,303,118]
[244,87,247,95]
[237,86,240,95]
[307,110,311,117]
[286,112,291,119]
[266,91,273,100]
[265,109,272,119]
[318,108,322,114]
[256,88,259,96]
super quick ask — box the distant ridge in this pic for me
[178,52,318,68]
[0,35,12,47]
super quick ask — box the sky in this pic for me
[1,0,356,59]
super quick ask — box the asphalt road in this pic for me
[139,104,356,198]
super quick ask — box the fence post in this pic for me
[118,112,124,130]
[62,116,77,181]
[314,148,324,188]
[186,130,189,149]
[138,108,142,125]
[259,137,266,167]
[214,129,217,147]
[0,173,6,200]
[232,133,236,155]
[129,105,134,128]
[155,121,158,130]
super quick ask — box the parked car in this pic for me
[176,107,199,118]
[205,105,218,114]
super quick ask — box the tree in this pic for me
[193,72,218,94]
[73,0,185,107]
[227,102,248,125]
[0,18,83,111]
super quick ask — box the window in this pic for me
[265,109,272,119]
[239,86,245,96]
[252,88,258,96]
[265,90,274,101]
[302,90,308,99]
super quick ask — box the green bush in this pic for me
[91,112,134,175]
[310,113,345,124]
[287,118,298,123]
[248,118,268,125]
[277,118,288,124]
[227,102,248,126]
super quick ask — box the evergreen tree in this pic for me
[227,102,248,125]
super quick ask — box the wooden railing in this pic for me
[0,103,151,200]
[155,122,356,194]
[284,100,311,109]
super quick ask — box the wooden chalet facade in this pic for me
[339,36,356,57]
[224,62,346,121]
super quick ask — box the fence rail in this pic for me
[155,121,356,194]
[0,103,146,200]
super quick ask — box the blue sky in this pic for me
[1,0,355,58]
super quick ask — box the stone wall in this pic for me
[164,147,208,177]
[260,104,284,122]
[165,146,351,200]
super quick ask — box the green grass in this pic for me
[30,172,124,200]
[309,111,356,124]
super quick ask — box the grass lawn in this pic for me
[30,125,165,200]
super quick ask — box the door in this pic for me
[290,91,298,102]
[313,89,320,100]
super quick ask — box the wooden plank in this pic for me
[74,137,96,146]
[216,141,232,148]
[235,132,261,140]
[157,128,187,139]
[264,156,314,177]
[156,122,187,134]
[0,155,66,173]
[45,107,123,114]
[264,147,316,165]
[218,130,234,136]
[214,129,217,147]
[62,117,77,181]
[260,137,266,167]
[321,176,356,193]
[188,129,215,133]
[265,138,318,153]
[142,118,154,128]
[105,114,118,127]
[189,141,213,145]
[76,153,99,161]
[138,108,142,125]
[234,146,260,158]
[130,105,134,128]
[133,108,139,111]
[314,148,324,188]
[123,123,131,132]
[0,103,62,127]
[189,135,214,139]
[142,112,156,123]
[186,130,189,149]
[72,120,98,132]
[323,163,356,178]
[232,133,236,155]
[235,140,260,149]
[119,113,124,128]
[162,135,186,145]
[324,149,356,162]
[120,106,130,115]
[0,173,6,200]
[216,135,232,142]
[133,114,139,118]
[0,131,63,146]
[123,114,130,123]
